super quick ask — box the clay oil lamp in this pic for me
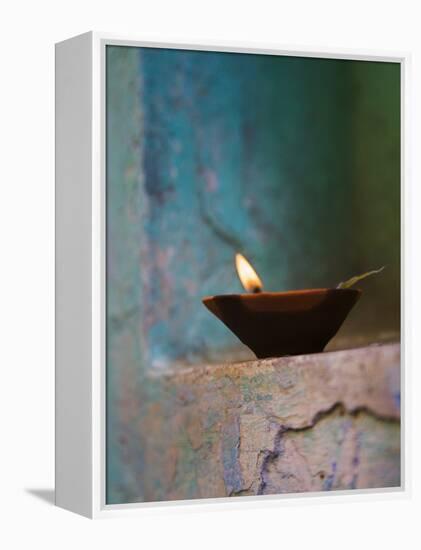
[202,254,383,359]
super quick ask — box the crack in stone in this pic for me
[255,401,399,495]
[266,401,399,434]
[257,426,285,495]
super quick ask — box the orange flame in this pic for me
[235,253,263,293]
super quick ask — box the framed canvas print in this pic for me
[55,32,407,518]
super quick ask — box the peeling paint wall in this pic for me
[114,344,400,503]
[105,46,400,503]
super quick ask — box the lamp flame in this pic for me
[235,253,263,293]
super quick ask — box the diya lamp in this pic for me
[202,254,383,359]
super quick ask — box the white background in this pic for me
[0,0,420,547]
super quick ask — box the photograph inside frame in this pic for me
[105,45,401,504]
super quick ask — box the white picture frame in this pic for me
[55,31,409,518]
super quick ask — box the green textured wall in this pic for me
[351,61,401,336]
[105,46,400,503]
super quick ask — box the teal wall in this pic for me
[105,46,400,503]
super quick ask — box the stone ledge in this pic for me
[156,343,400,424]
[137,343,400,502]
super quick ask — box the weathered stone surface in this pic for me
[133,343,400,502]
